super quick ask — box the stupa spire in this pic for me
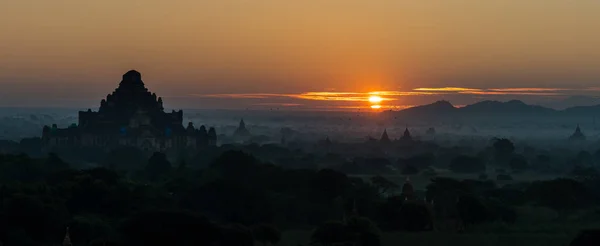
[63,227,72,246]
[569,124,586,141]
[402,176,414,200]
[401,127,413,141]
[233,118,251,137]
[380,129,391,144]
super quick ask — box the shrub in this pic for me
[421,168,437,177]
[401,165,419,175]
[497,174,513,181]
[449,155,485,174]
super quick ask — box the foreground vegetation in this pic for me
[282,230,574,246]
[1,138,600,245]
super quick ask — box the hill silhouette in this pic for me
[400,100,457,115]
[460,100,555,115]
[387,99,600,117]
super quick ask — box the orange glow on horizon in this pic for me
[190,86,583,111]
[413,87,482,92]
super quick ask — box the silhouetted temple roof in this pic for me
[234,118,251,137]
[47,127,80,137]
[569,125,586,141]
[380,129,391,144]
[401,128,413,141]
[45,70,193,137]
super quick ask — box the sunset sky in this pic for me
[1,0,600,110]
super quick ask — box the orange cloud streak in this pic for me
[293,92,398,102]
[460,91,561,96]
[195,87,574,101]
[413,87,482,92]
[488,88,569,92]
[192,93,286,99]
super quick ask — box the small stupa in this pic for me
[233,118,251,137]
[324,136,332,145]
[400,128,413,142]
[280,135,286,145]
[380,129,391,144]
[569,125,586,141]
[401,177,415,200]
[63,227,72,246]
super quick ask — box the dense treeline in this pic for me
[1,143,600,245]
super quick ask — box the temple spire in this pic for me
[63,227,72,246]
[233,118,251,137]
[569,124,586,141]
[401,127,413,141]
[380,129,391,144]
[402,177,414,201]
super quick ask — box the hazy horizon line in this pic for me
[1,95,599,113]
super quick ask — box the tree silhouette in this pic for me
[45,152,70,172]
[311,221,348,246]
[104,147,145,171]
[493,138,515,164]
[450,155,485,173]
[570,230,600,246]
[509,155,529,171]
[398,202,434,232]
[145,152,171,181]
[120,211,220,246]
[345,217,381,246]
[457,195,488,226]
[311,169,351,203]
[220,224,254,246]
[401,164,419,175]
[370,175,398,195]
[526,178,590,211]
[311,218,381,246]
[252,224,281,246]
[571,165,600,182]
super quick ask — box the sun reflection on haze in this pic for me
[368,95,383,103]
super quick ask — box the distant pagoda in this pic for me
[379,129,391,144]
[42,70,217,152]
[401,177,415,201]
[63,227,72,246]
[569,125,586,141]
[324,136,332,146]
[400,128,413,142]
[233,118,251,138]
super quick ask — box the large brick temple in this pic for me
[42,70,217,152]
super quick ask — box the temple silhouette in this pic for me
[400,128,413,142]
[42,70,217,152]
[379,129,391,144]
[569,125,586,142]
[233,118,251,138]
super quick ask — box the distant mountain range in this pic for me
[387,100,600,117]
[545,95,600,109]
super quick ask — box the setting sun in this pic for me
[371,105,381,109]
[368,96,383,103]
